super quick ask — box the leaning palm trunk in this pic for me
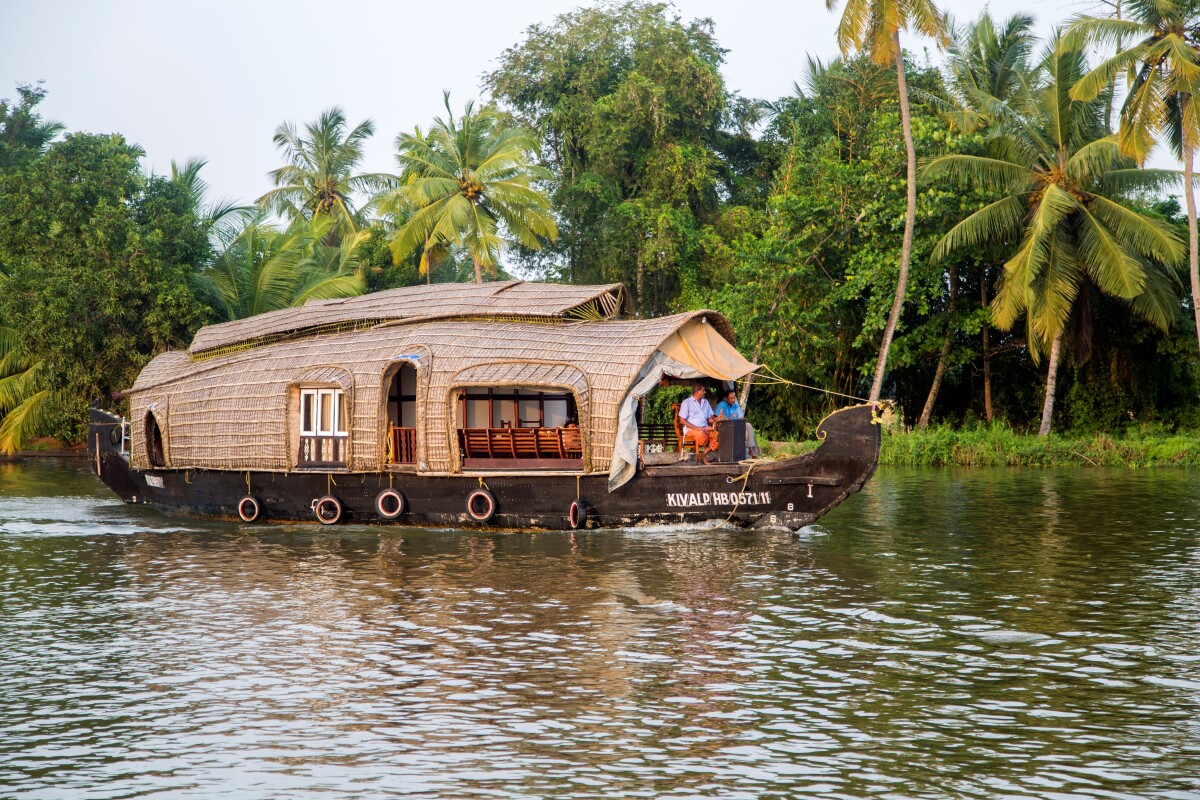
[869,32,918,403]
[473,253,483,285]
[1185,135,1200,354]
[981,268,993,423]
[1038,333,1063,437]
[917,264,957,429]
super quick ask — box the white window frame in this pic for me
[300,388,348,438]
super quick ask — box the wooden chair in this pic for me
[512,428,539,458]
[671,402,716,463]
[561,426,583,458]
[491,428,516,458]
[671,403,700,461]
[536,428,566,459]
[463,428,492,458]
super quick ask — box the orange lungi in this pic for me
[683,427,716,449]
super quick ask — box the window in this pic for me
[457,386,582,468]
[298,387,348,467]
[300,389,348,437]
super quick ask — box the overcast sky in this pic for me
[4,0,1133,210]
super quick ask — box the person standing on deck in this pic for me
[715,389,759,457]
[678,383,716,464]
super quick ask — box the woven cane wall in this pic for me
[129,311,733,473]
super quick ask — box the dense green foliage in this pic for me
[0,133,208,448]
[4,0,1200,453]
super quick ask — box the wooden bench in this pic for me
[460,427,584,469]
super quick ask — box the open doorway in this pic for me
[386,363,417,464]
[145,413,166,468]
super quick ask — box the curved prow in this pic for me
[88,408,139,503]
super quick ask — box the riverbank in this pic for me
[763,425,1200,467]
[881,426,1200,468]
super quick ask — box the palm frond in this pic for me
[0,388,52,455]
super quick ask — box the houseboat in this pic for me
[88,281,882,530]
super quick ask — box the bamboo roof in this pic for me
[187,280,630,356]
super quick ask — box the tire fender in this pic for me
[237,495,262,523]
[466,489,496,523]
[375,488,406,520]
[568,499,588,530]
[314,495,343,525]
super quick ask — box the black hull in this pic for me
[88,405,881,531]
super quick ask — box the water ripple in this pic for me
[1,461,1199,798]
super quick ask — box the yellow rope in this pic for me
[723,463,756,526]
[245,471,251,495]
[478,476,489,492]
[751,364,871,404]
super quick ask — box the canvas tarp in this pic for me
[657,317,759,381]
[608,318,759,491]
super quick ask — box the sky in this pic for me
[2,0,1130,210]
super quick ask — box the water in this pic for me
[2,459,1200,799]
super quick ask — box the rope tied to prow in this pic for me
[751,364,871,404]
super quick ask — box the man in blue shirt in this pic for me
[715,389,759,457]
[677,382,716,463]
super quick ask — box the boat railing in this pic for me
[299,435,346,467]
[638,423,679,454]
[459,426,583,468]
[388,425,417,465]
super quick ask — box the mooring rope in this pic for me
[750,364,872,404]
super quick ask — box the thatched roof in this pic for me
[187,280,630,357]
[130,308,737,475]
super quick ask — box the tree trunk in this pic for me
[635,249,644,318]
[981,266,993,423]
[1038,333,1063,437]
[917,264,957,429]
[1184,118,1200,354]
[739,342,761,409]
[869,32,918,403]
[1104,0,1123,135]
[473,253,483,285]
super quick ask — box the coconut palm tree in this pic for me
[825,0,949,402]
[257,107,395,239]
[384,93,557,284]
[924,37,1185,435]
[0,270,50,454]
[1065,3,1200,354]
[939,12,1036,133]
[918,11,1037,427]
[170,157,251,244]
[195,214,366,322]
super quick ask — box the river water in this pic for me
[2,459,1199,799]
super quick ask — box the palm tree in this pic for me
[924,37,1185,435]
[195,214,366,322]
[1065,4,1200,354]
[919,11,1037,427]
[939,12,1036,133]
[170,157,251,244]
[257,107,395,239]
[826,0,948,402]
[384,93,557,284]
[0,270,50,454]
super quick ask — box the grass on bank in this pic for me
[763,424,1200,467]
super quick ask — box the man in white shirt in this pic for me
[677,382,715,463]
